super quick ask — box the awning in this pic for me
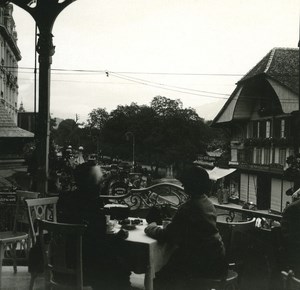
[206,167,236,181]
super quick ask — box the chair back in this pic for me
[282,270,300,290]
[217,218,256,260]
[13,190,40,233]
[25,197,59,244]
[38,220,87,290]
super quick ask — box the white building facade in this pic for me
[0,4,21,123]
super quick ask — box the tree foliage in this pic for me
[53,96,226,167]
[54,119,80,147]
[87,108,109,130]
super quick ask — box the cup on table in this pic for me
[162,219,171,229]
[105,215,111,224]
[107,219,117,233]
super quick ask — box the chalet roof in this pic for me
[0,103,34,138]
[239,47,299,94]
[212,47,299,126]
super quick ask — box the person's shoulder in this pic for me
[283,199,300,216]
[293,199,300,207]
[288,199,300,209]
[198,194,213,206]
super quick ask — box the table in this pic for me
[113,221,174,290]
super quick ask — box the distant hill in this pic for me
[195,100,226,121]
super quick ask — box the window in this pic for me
[266,121,271,138]
[231,149,238,162]
[247,122,253,138]
[280,119,285,138]
[259,121,266,138]
[238,149,245,163]
[264,148,271,165]
[279,149,286,166]
[252,121,258,138]
[257,121,260,138]
[255,148,262,164]
[245,148,253,164]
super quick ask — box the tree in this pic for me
[60,96,221,169]
[55,119,80,147]
[151,96,183,117]
[97,96,213,171]
[87,108,109,130]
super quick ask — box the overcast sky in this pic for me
[12,0,299,122]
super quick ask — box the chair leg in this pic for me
[224,281,239,290]
[44,269,51,290]
[12,242,17,274]
[0,243,5,288]
[29,272,38,290]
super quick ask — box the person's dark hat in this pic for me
[74,162,96,186]
[178,165,211,195]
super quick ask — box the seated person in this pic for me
[145,165,228,290]
[57,161,131,290]
[281,191,300,277]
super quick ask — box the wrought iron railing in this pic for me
[100,183,188,210]
[212,199,282,223]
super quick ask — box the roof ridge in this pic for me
[264,48,276,73]
[271,47,299,51]
[238,49,272,83]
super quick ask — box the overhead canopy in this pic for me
[207,167,236,181]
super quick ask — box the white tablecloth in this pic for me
[114,221,174,290]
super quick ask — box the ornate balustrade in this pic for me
[210,197,282,223]
[100,182,188,211]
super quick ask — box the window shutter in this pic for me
[248,174,257,204]
[240,173,248,202]
[270,178,281,212]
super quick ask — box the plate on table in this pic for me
[121,224,136,231]
[119,219,131,225]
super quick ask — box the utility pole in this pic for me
[0,0,76,196]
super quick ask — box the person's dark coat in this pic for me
[57,190,131,290]
[145,194,228,290]
[281,199,300,276]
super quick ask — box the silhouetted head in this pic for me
[178,165,211,197]
[74,162,103,199]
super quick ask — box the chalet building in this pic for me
[212,47,299,213]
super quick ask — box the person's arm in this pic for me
[145,208,186,244]
[115,229,129,240]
